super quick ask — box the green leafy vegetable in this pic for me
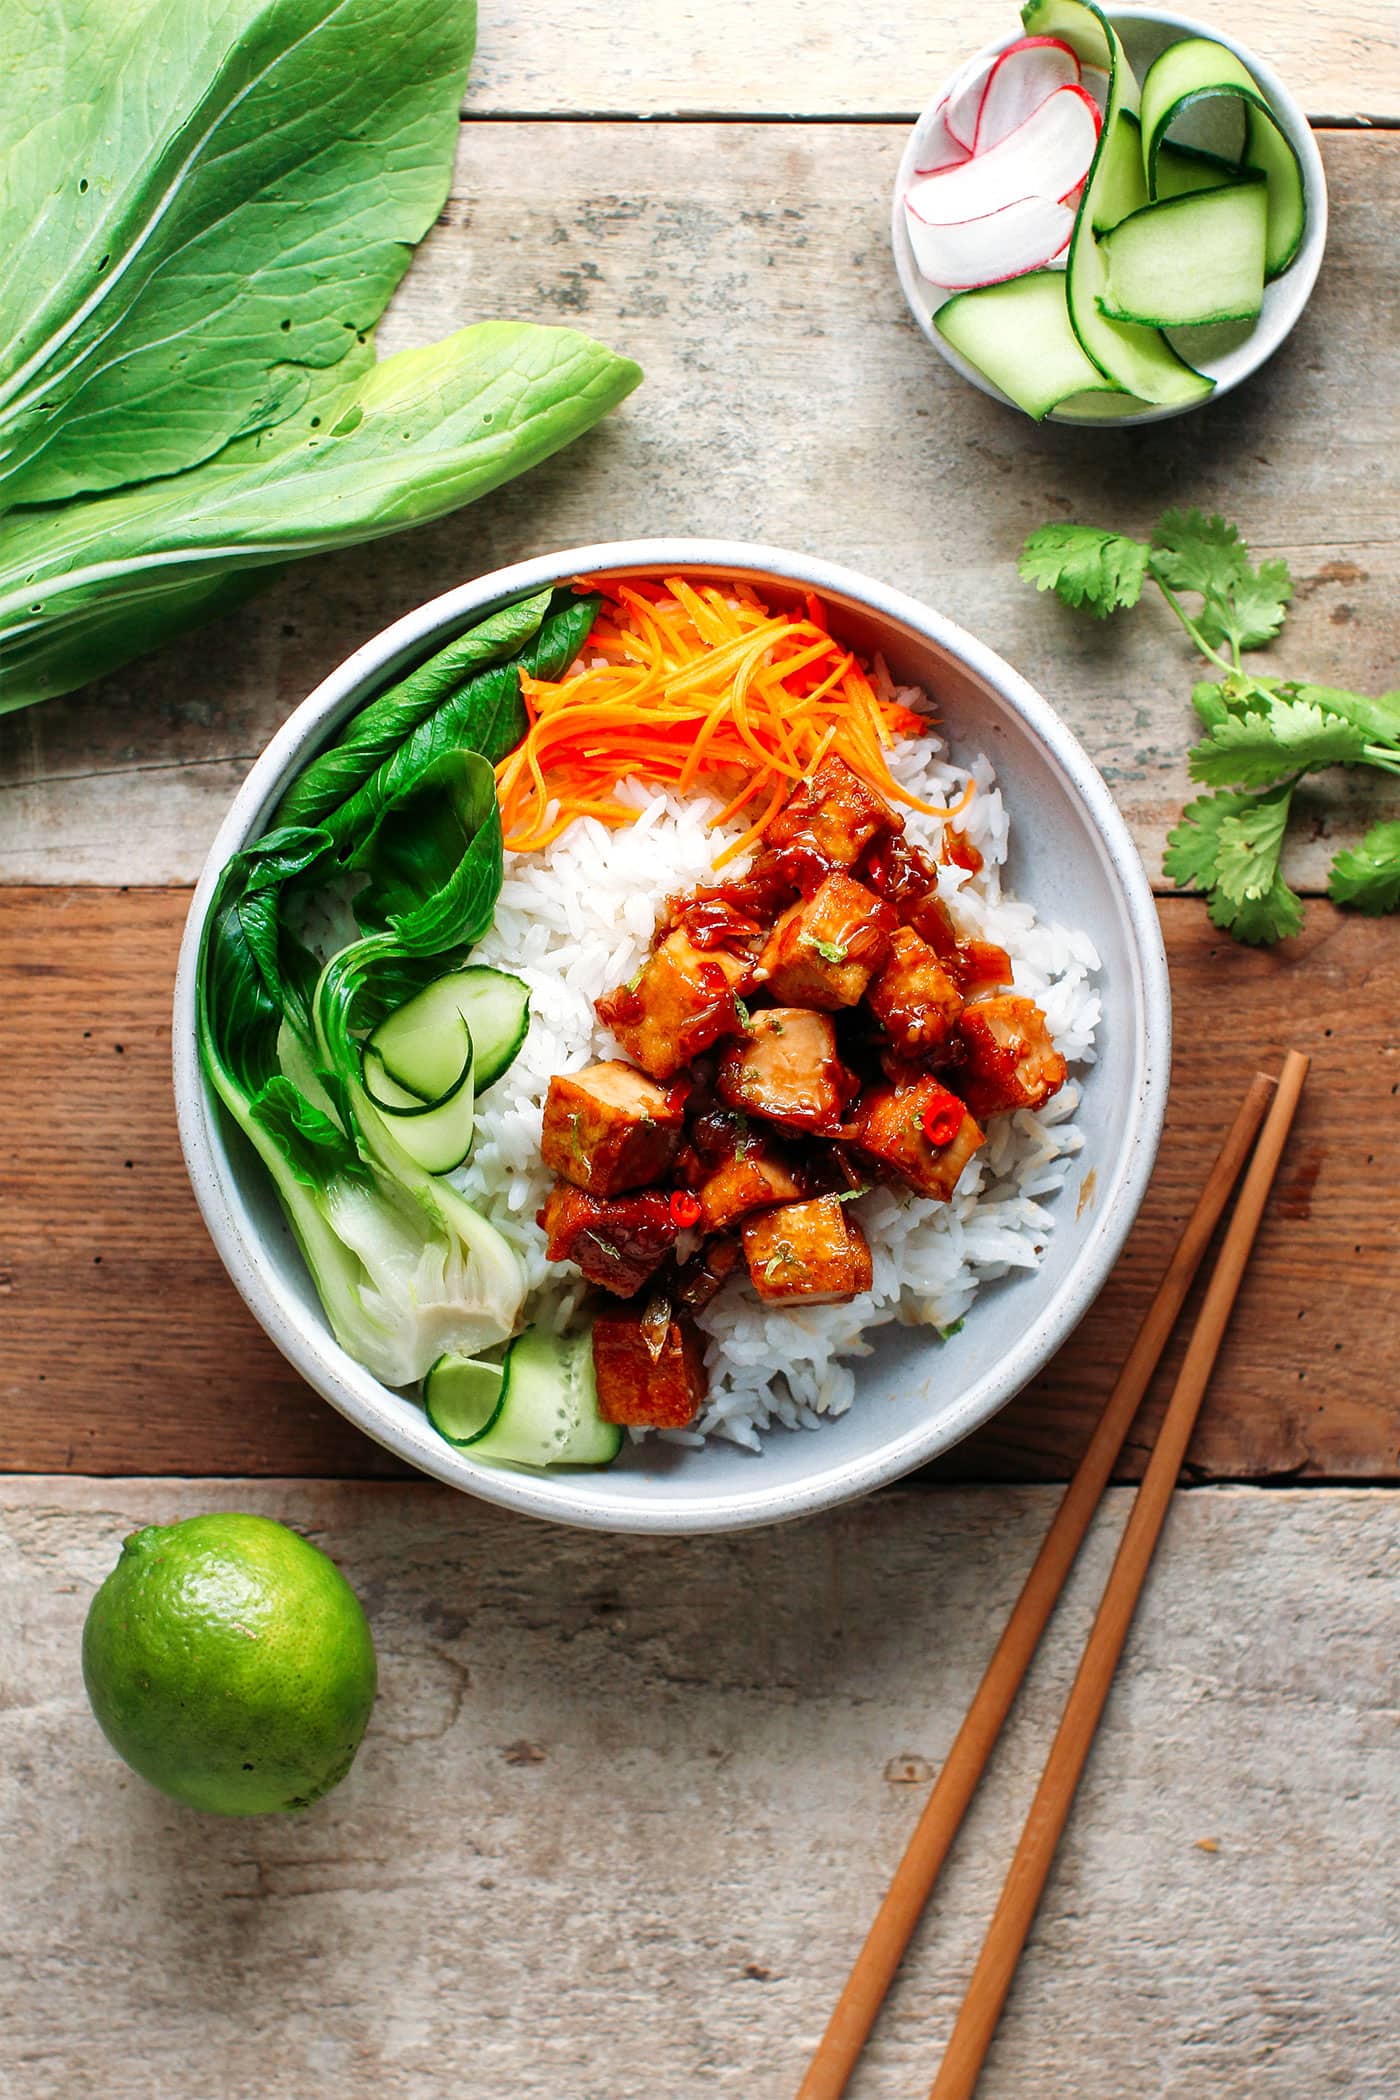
[0,328,638,712]
[1187,698,1369,787]
[1328,823,1400,914]
[1021,508,1399,942]
[196,590,601,1385]
[1164,785,1305,944]
[1017,525,1149,616]
[303,591,601,862]
[1149,510,1293,653]
[275,592,554,832]
[0,0,476,507]
[0,4,641,709]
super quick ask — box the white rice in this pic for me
[457,695,1101,1452]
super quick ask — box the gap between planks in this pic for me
[2,887,1396,1484]
[3,129,1397,890]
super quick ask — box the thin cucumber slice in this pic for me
[1020,0,1119,80]
[1243,100,1307,279]
[425,1353,505,1445]
[1089,108,1147,233]
[370,966,530,1098]
[1022,0,1213,409]
[1153,137,1239,201]
[470,1324,623,1469]
[936,270,1130,422]
[1139,37,1305,278]
[1098,179,1268,329]
[361,1038,475,1175]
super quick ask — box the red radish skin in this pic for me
[914,103,974,177]
[944,50,996,152]
[973,37,1082,154]
[904,191,1076,289]
[903,85,1101,232]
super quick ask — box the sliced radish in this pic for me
[904,85,1101,229]
[1080,63,1111,112]
[905,192,1076,289]
[944,52,996,152]
[973,37,1082,154]
[914,101,974,176]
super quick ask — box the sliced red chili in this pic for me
[669,1189,702,1228]
[921,1086,964,1149]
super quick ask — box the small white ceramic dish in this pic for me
[173,541,1170,1535]
[892,8,1328,426]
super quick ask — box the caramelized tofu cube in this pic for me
[958,940,1013,996]
[674,1233,742,1313]
[867,926,964,1054]
[593,1307,708,1428]
[767,754,902,869]
[741,1195,874,1306]
[717,1008,848,1131]
[756,871,896,1009]
[697,1136,804,1232]
[541,1060,684,1195]
[538,1183,676,1298]
[862,829,944,908]
[596,929,749,1082]
[853,1076,985,1200]
[957,995,1067,1118]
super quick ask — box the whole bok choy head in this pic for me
[196,587,598,1386]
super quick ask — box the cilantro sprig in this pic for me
[1019,510,1400,943]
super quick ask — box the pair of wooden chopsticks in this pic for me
[798,1051,1309,2100]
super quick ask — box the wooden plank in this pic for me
[3,1477,1397,2099]
[1,126,1395,890]
[2,887,1395,1483]
[464,0,1400,122]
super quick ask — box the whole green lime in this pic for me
[82,1512,377,1816]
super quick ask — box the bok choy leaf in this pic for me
[0,2,641,709]
[0,327,639,712]
[196,592,601,1385]
[0,0,476,507]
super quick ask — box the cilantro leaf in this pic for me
[1187,698,1369,787]
[1190,675,1279,731]
[1328,822,1400,914]
[1209,872,1305,944]
[1149,509,1292,656]
[1212,788,1294,903]
[1163,788,1255,892]
[1165,782,1302,944]
[1149,509,1251,598]
[1291,683,1400,750]
[1018,524,1150,617]
[1214,557,1293,651]
[1191,680,1234,733]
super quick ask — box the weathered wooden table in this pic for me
[2,5,1397,2095]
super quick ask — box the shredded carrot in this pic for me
[495,573,974,852]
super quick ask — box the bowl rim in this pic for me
[890,5,1329,428]
[172,537,1171,1534]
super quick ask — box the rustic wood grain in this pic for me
[2,127,1395,890]
[3,1477,1396,2100]
[464,0,1398,122]
[3,886,1394,1483]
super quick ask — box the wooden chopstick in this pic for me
[795,1068,1278,2100]
[927,1048,1309,2100]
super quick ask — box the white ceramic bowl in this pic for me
[892,8,1328,426]
[173,540,1170,1534]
